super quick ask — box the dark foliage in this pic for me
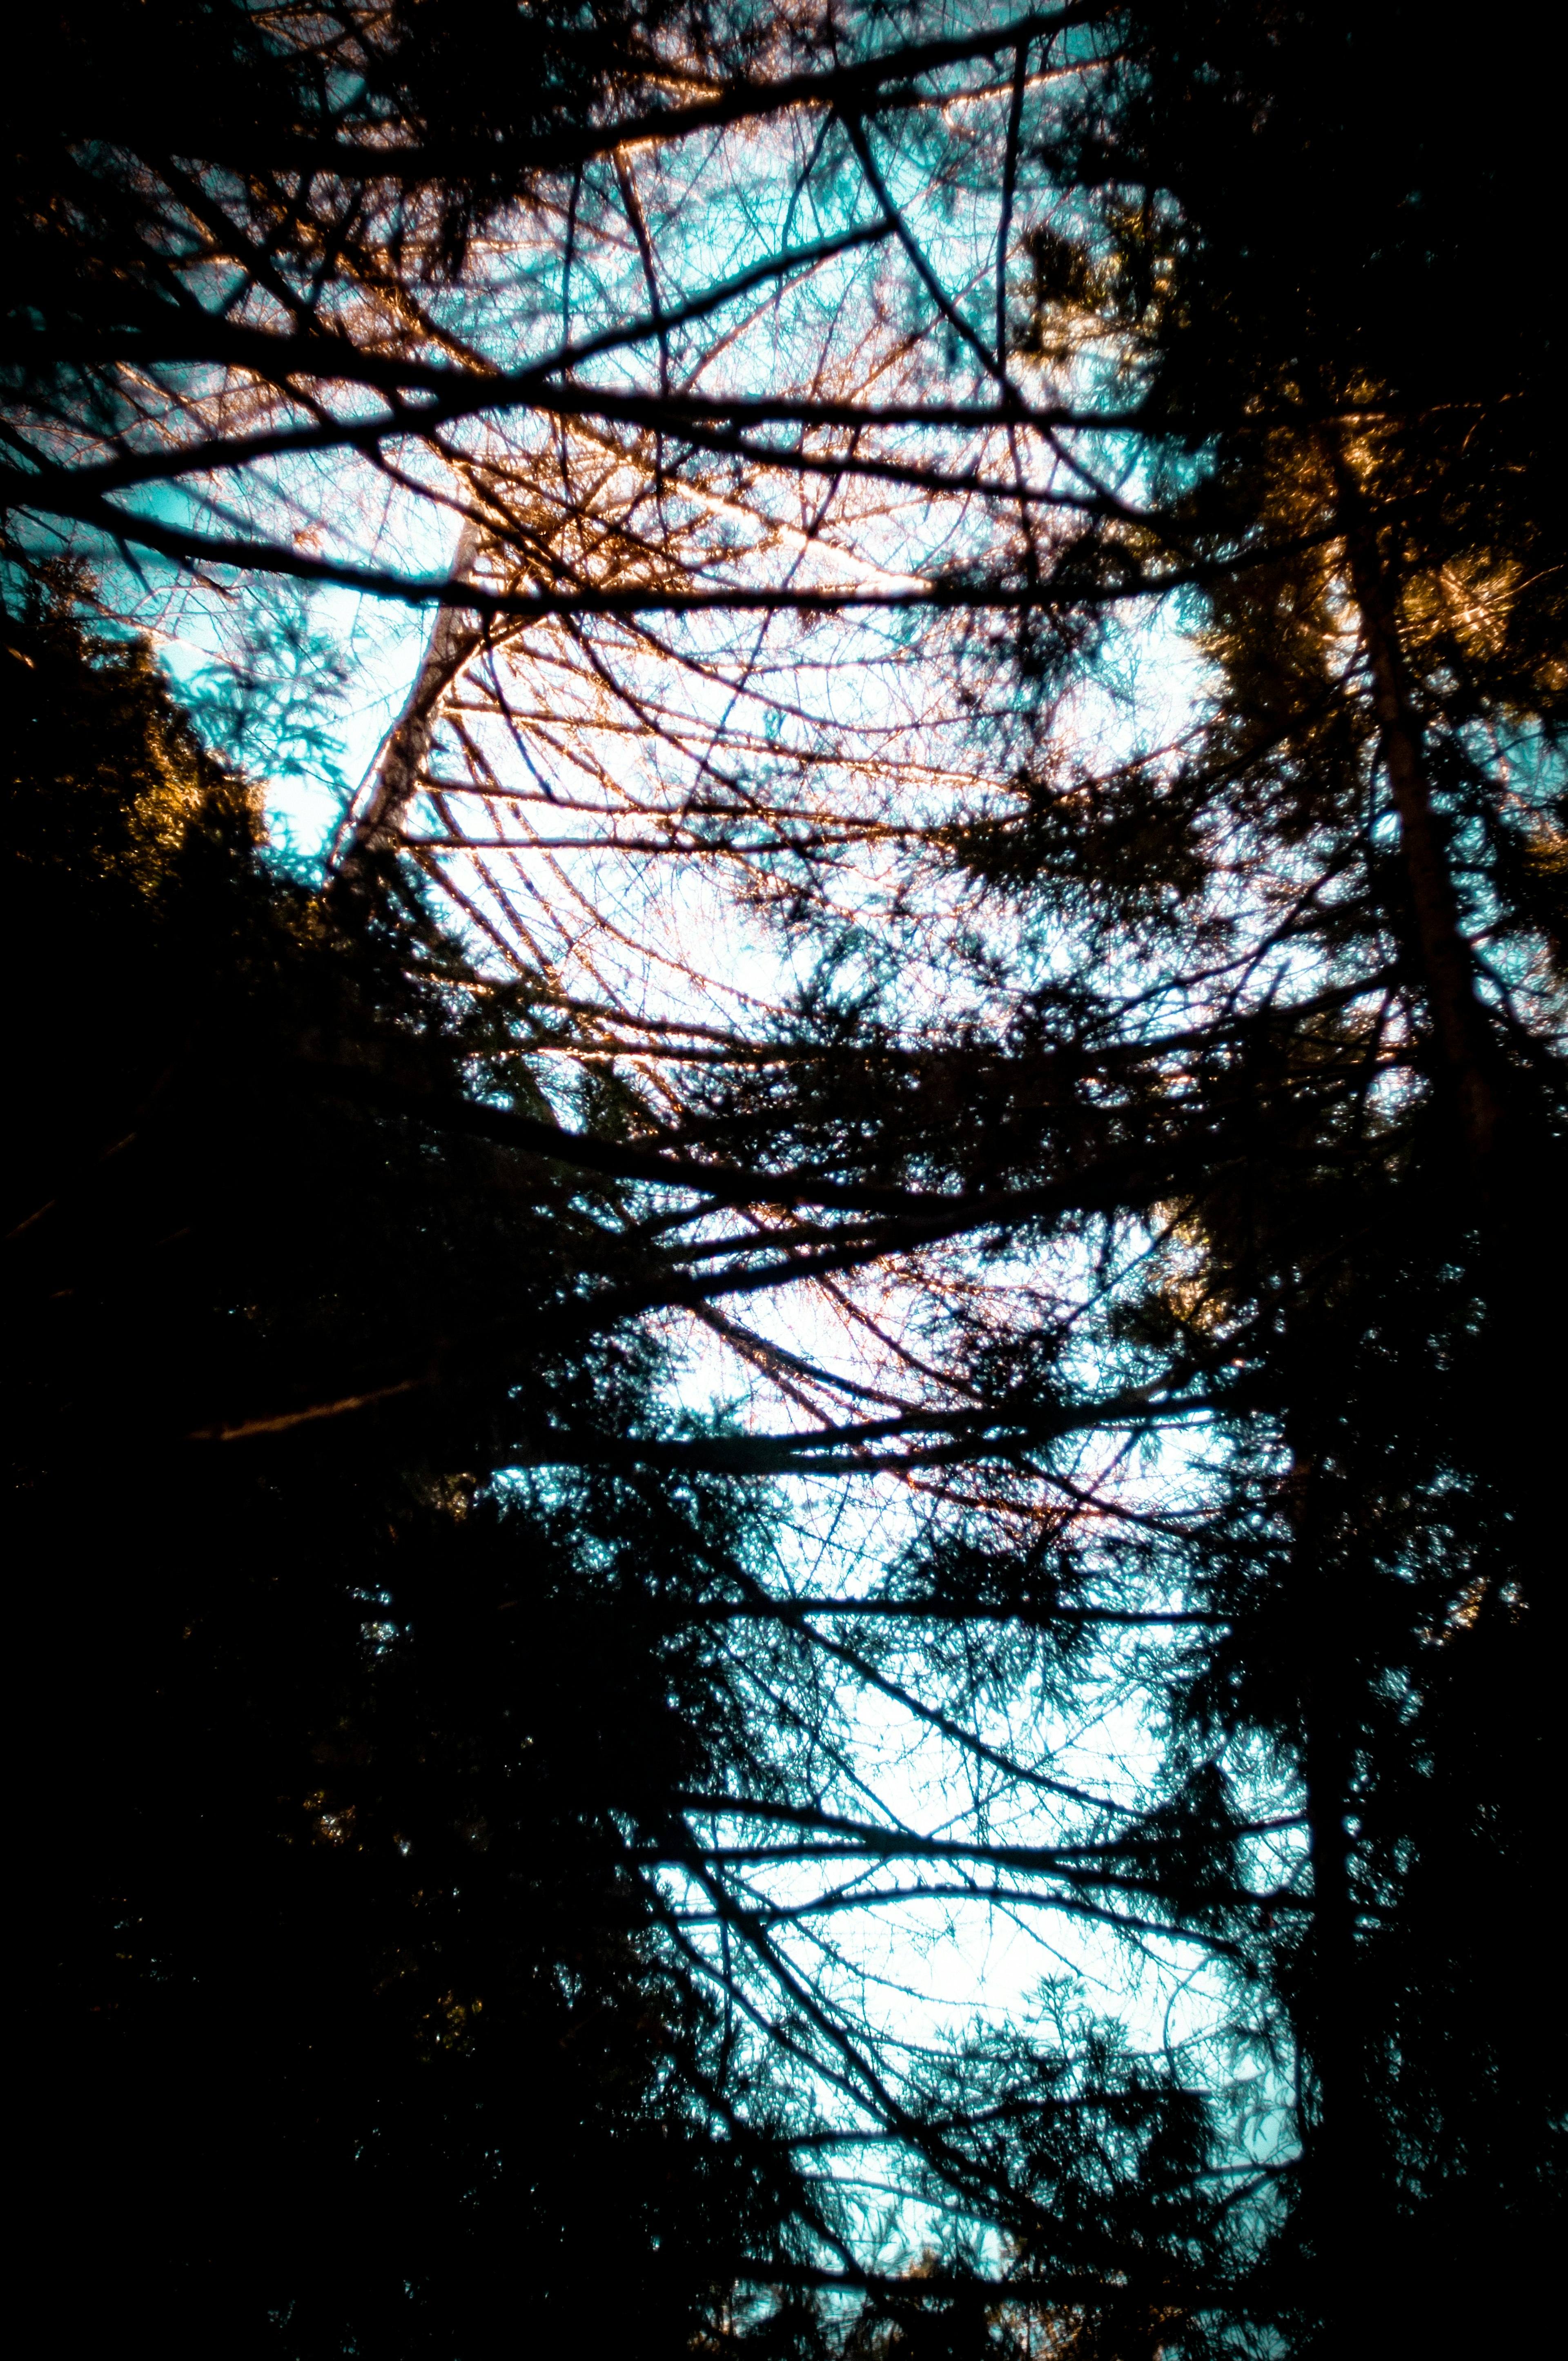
[7,593,821,2355]
[907,7,1568,2343]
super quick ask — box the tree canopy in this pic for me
[7,7,1562,2355]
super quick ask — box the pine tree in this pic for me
[7,586,829,2354]
[863,10,1566,2344]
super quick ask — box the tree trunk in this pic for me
[330,520,482,903]
[1283,1445,1365,2346]
[1301,1688,1359,2342]
[1325,456,1503,1181]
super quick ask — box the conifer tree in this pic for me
[840,9,1566,2343]
[7,587,831,2354]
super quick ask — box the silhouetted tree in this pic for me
[8,587,833,2355]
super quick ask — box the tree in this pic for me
[8,588,835,2354]
[725,8,1562,2343]
[1000,15,1566,2341]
